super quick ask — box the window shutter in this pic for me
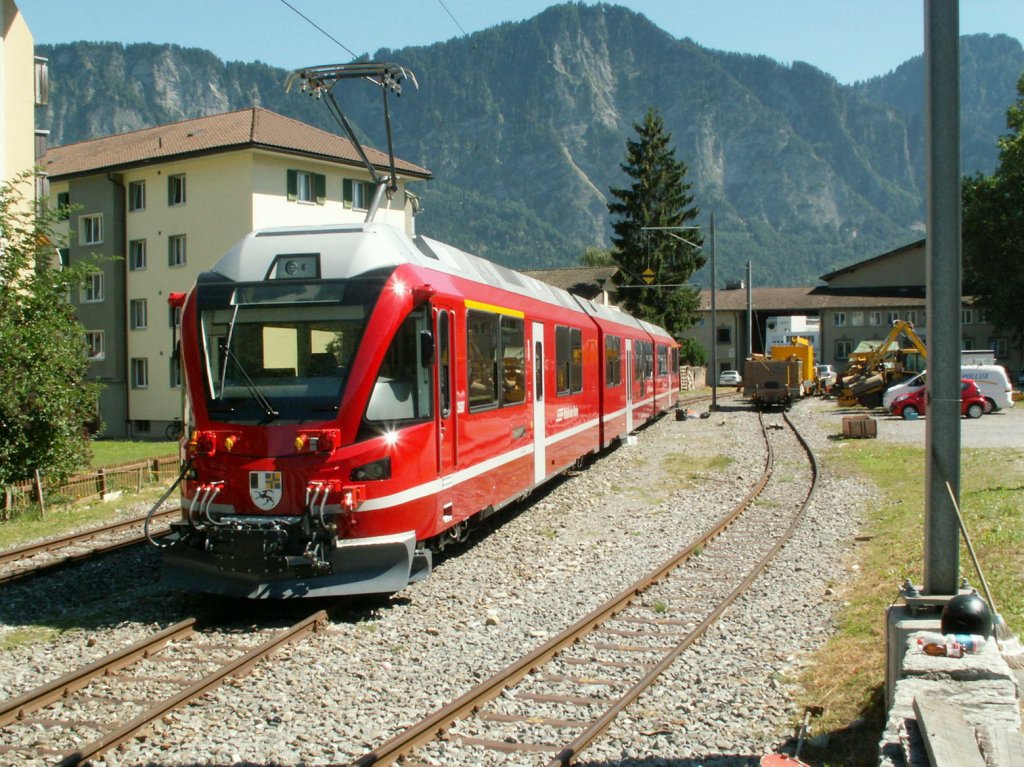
[286,169,297,202]
[343,178,353,208]
[315,173,326,205]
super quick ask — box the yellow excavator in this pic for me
[836,320,927,408]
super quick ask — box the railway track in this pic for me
[0,508,178,586]
[348,409,817,766]
[0,610,327,766]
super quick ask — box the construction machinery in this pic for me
[836,320,928,408]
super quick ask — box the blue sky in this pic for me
[17,1,1024,85]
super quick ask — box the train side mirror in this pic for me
[420,330,434,367]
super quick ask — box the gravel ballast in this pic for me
[1,398,875,766]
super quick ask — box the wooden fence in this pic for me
[2,455,181,516]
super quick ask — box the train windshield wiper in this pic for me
[220,345,279,419]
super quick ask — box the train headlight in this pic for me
[350,457,391,481]
[190,431,216,457]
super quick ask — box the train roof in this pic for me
[205,222,586,316]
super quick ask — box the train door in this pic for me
[434,305,457,515]
[625,338,634,433]
[532,321,546,485]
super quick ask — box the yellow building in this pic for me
[1,0,45,200]
[41,107,431,437]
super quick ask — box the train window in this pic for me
[438,311,451,417]
[198,276,386,424]
[555,326,583,396]
[535,341,543,400]
[501,316,525,405]
[657,345,668,375]
[468,310,499,410]
[605,335,622,387]
[366,306,433,423]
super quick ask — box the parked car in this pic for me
[889,379,987,420]
[884,365,1012,411]
[719,369,742,386]
[814,364,837,390]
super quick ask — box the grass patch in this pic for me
[796,441,1024,766]
[0,625,67,651]
[0,484,171,551]
[87,439,178,468]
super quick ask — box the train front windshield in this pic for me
[196,278,386,424]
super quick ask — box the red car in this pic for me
[889,379,986,420]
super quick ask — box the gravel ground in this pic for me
[0,397,876,767]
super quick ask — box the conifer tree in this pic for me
[0,174,99,485]
[608,107,705,337]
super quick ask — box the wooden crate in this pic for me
[842,415,877,438]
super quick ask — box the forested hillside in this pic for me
[36,3,1024,285]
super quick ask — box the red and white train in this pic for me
[163,222,680,598]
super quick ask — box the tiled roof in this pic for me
[520,266,620,296]
[702,285,929,312]
[40,107,431,180]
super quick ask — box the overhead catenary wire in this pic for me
[277,0,359,59]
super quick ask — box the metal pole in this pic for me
[710,212,717,410]
[746,260,753,359]
[923,0,961,597]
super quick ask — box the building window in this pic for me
[555,325,583,396]
[82,272,104,303]
[167,174,186,206]
[716,327,731,344]
[130,299,148,330]
[80,213,103,245]
[55,191,70,220]
[129,239,147,270]
[170,356,182,388]
[906,311,917,325]
[835,340,853,359]
[169,234,186,267]
[287,169,326,204]
[128,180,145,211]
[343,178,372,210]
[605,335,622,386]
[868,311,882,326]
[962,308,973,325]
[850,312,864,327]
[85,330,105,360]
[131,358,149,389]
[170,305,182,328]
[978,309,990,324]
[919,310,927,327]
[990,337,1008,358]
[833,312,846,327]
[134,419,151,433]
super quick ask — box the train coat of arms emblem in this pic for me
[249,471,283,510]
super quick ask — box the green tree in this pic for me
[0,174,99,485]
[578,246,615,266]
[962,74,1024,362]
[608,107,705,337]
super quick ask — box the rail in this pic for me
[0,611,327,766]
[349,408,818,765]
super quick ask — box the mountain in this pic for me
[34,3,1024,285]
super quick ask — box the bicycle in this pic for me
[164,418,184,441]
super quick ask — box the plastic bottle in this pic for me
[917,632,986,657]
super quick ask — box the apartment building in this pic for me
[41,107,431,437]
[1,0,46,195]
[682,239,1019,379]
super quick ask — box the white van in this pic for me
[882,365,1014,411]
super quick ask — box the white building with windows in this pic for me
[41,107,431,437]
